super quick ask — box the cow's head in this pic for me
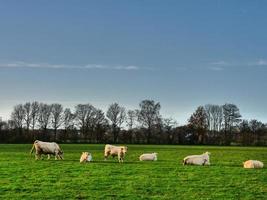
[122,146,128,154]
[59,150,64,159]
[80,152,89,163]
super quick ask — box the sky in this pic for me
[0,0,267,124]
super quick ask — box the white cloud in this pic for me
[209,59,267,70]
[210,61,229,66]
[209,66,224,71]
[255,59,267,66]
[0,61,141,71]
[114,65,139,70]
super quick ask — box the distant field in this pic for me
[0,144,266,199]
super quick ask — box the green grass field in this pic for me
[0,144,266,199]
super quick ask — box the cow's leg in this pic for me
[104,152,110,161]
[55,151,59,160]
[35,153,40,160]
[203,159,207,166]
[118,155,123,163]
[47,154,51,160]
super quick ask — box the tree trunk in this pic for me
[54,128,57,141]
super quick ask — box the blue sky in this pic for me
[0,0,267,124]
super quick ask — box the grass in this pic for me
[0,144,266,199]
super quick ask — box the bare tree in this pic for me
[93,109,107,128]
[0,117,6,131]
[51,103,64,140]
[23,102,32,132]
[205,104,212,131]
[213,105,223,131]
[7,119,16,130]
[188,106,208,144]
[75,104,88,136]
[163,118,178,144]
[75,104,96,140]
[222,103,241,145]
[204,104,223,132]
[126,110,138,130]
[38,103,51,132]
[249,119,265,144]
[93,109,108,143]
[137,100,161,143]
[64,108,76,131]
[106,103,126,143]
[85,105,97,133]
[249,119,264,133]
[31,101,39,130]
[11,104,25,130]
[223,103,241,131]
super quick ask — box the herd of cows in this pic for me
[30,140,264,169]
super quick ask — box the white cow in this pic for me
[243,160,264,169]
[104,144,127,162]
[30,140,64,160]
[183,152,210,166]
[80,152,92,163]
[139,153,158,161]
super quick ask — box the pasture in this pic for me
[0,144,266,199]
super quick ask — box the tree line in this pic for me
[0,100,266,145]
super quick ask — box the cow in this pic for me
[139,153,158,161]
[80,152,92,163]
[104,144,127,162]
[183,152,210,166]
[30,140,64,160]
[243,160,264,169]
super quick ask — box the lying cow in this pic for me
[104,144,127,162]
[30,140,64,160]
[139,153,158,161]
[243,160,264,169]
[183,152,210,166]
[80,152,92,163]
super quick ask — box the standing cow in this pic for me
[30,140,64,160]
[104,144,127,162]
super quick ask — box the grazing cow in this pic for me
[183,152,210,166]
[30,140,64,160]
[139,153,158,161]
[80,152,92,163]
[104,144,127,162]
[243,160,264,169]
